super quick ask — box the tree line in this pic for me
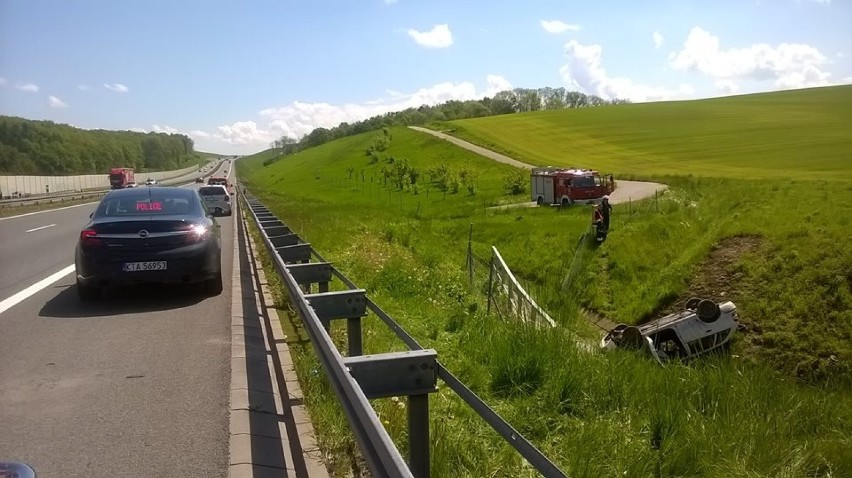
[0,116,197,175]
[268,87,629,159]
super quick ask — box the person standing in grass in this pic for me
[592,204,607,243]
[600,195,612,232]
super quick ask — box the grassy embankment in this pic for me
[237,86,850,477]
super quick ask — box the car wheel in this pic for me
[561,197,571,207]
[536,196,544,206]
[77,279,100,301]
[206,269,223,296]
[696,299,721,323]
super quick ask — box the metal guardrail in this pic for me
[242,191,566,478]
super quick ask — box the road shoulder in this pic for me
[228,196,328,477]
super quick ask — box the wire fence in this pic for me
[486,246,557,328]
[337,171,670,332]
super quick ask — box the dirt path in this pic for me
[409,126,668,205]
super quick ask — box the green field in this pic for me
[238,87,851,477]
[438,85,852,181]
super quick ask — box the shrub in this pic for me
[504,169,527,195]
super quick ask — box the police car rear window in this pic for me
[98,194,194,216]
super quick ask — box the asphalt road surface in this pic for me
[0,162,235,477]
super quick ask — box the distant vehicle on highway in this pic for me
[125,182,137,188]
[109,167,135,189]
[74,186,223,300]
[207,176,234,195]
[195,177,204,183]
[145,178,157,186]
[198,185,232,216]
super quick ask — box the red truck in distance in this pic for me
[530,167,614,206]
[109,168,136,189]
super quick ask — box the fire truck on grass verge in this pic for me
[531,167,614,206]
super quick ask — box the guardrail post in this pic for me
[408,393,430,478]
[347,317,363,356]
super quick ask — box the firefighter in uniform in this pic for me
[600,195,612,232]
[593,204,607,243]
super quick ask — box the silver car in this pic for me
[601,298,740,363]
[198,185,232,216]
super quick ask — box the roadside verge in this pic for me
[228,193,328,478]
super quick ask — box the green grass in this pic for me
[237,102,851,476]
[437,85,852,181]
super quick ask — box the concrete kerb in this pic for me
[229,194,328,478]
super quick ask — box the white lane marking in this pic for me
[0,264,75,315]
[0,201,99,222]
[25,224,57,233]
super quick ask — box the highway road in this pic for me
[0,161,235,477]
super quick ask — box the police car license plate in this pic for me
[123,261,167,272]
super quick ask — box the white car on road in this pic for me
[198,185,232,216]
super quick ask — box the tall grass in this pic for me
[236,94,851,475]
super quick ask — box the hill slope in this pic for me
[444,85,852,180]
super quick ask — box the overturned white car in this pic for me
[601,298,739,363]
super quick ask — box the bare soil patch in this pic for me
[645,235,763,323]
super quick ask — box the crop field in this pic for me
[237,87,851,477]
[437,85,852,181]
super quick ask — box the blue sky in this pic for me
[1,0,850,154]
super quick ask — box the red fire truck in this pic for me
[530,167,614,206]
[108,168,136,189]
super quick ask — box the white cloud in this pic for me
[104,83,129,93]
[77,84,91,91]
[407,24,453,48]
[559,40,690,102]
[129,127,147,133]
[384,0,397,4]
[152,124,179,134]
[653,30,664,49]
[16,83,39,93]
[715,79,740,94]
[669,27,832,89]
[178,75,514,154]
[214,121,274,145]
[0,77,7,86]
[48,95,68,108]
[803,0,830,4]
[540,20,582,34]
[256,75,512,142]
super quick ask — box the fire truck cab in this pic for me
[531,167,614,206]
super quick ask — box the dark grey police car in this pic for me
[75,186,223,300]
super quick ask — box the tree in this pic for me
[490,90,519,115]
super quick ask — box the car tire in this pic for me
[561,197,571,207]
[536,196,544,206]
[77,279,100,301]
[696,299,721,323]
[685,297,701,310]
[206,269,223,296]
